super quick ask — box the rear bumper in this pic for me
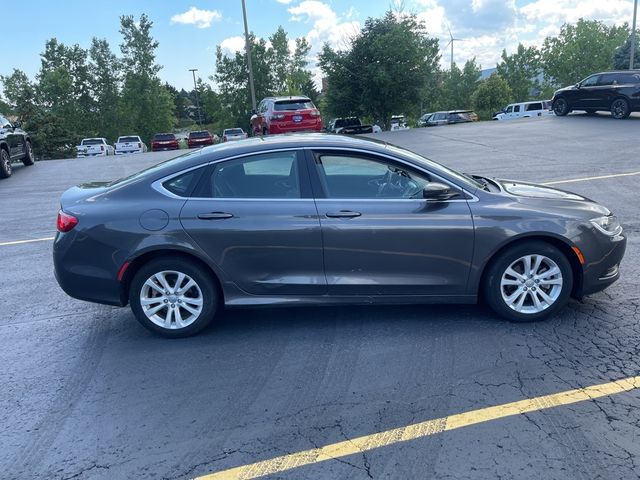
[268,121,323,134]
[151,145,179,151]
[578,233,626,296]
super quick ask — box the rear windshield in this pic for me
[118,136,140,143]
[274,100,314,111]
[225,129,244,135]
[153,134,176,140]
[82,139,104,145]
[189,131,211,139]
[525,103,543,111]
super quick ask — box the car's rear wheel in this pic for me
[129,258,218,338]
[0,148,12,178]
[22,141,35,166]
[552,98,570,116]
[611,98,630,119]
[484,241,573,322]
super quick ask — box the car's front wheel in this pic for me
[552,98,570,116]
[611,98,630,119]
[0,148,12,178]
[484,241,573,322]
[129,257,219,337]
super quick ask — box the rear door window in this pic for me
[163,167,205,197]
[525,103,543,111]
[513,105,521,113]
[202,151,300,198]
[597,74,616,86]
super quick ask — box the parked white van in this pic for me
[493,100,553,121]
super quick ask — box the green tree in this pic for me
[472,74,513,120]
[542,19,629,87]
[320,11,440,128]
[613,33,640,69]
[441,59,481,110]
[118,14,175,142]
[0,69,38,121]
[496,44,541,101]
[270,26,289,93]
[89,38,121,140]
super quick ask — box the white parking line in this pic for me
[543,171,640,186]
[0,236,55,247]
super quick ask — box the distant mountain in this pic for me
[480,68,496,80]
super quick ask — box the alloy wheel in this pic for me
[500,254,563,314]
[139,270,204,329]
[553,98,568,116]
[611,99,629,119]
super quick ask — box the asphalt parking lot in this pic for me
[2,114,640,479]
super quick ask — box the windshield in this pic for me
[274,100,314,111]
[225,129,243,135]
[82,139,104,145]
[118,136,140,143]
[385,144,483,191]
[153,134,175,140]
[189,131,211,138]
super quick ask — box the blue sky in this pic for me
[2,0,636,91]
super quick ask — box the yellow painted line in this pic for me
[0,236,55,247]
[543,170,640,186]
[197,375,640,480]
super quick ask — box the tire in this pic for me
[483,241,573,323]
[22,141,35,166]
[0,148,12,178]
[552,97,570,116]
[129,257,219,338]
[262,126,269,136]
[611,98,630,119]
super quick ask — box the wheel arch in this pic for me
[477,234,584,300]
[119,247,224,306]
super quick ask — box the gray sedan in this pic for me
[53,134,626,337]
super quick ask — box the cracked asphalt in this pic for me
[2,114,640,479]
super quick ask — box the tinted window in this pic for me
[581,75,599,87]
[224,129,244,135]
[525,103,542,111]
[316,154,430,199]
[506,106,513,113]
[154,134,176,140]
[613,73,640,84]
[82,139,104,145]
[163,168,203,197]
[189,131,210,139]
[118,136,140,143]
[513,105,521,113]
[206,151,299,198]
[597,74,616,86]
[434,113,446,120]
[274,100,314,111]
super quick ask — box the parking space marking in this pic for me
[543,171,640,186]
[196,375,640,480]
[0,236,55,247]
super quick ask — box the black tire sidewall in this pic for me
[0,149,11,178]
[129,258,218,338]
[484,241,573,323]
[553,98,569,116]
[611,99,630,119]
[22,141,35,166]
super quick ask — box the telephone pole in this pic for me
[241,0,257,111]
[631,0,638,69]
[189,68,203,128]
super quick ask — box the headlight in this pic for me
[590,215,622,236]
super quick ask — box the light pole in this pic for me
[189,68,203,128]
[241,0,257,111]
[630,0,638,69]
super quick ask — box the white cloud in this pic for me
[219,36,245,56]
[170,7,222,29]
[288,1,361,51]
[276,0,293,3]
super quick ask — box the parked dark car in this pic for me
[551,70,640,119]
[0,114,34,178]
[257,96,323,134]
[326,118,373,134]
[54,134,626,337]
[187,130,215,148]
[151,133,179,151]
[425,110,477,126]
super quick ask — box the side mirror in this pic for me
[575,83,581,89]
[423,182,457,201]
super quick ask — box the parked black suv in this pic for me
[0,114,34,178]
[551,70,640,119]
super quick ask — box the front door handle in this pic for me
[326,210,361,218]
[197,212,234,220]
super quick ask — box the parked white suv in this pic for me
[493,101,552,121]
[76,138,114,157]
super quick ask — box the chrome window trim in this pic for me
[152,146,478,203]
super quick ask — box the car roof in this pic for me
[595,70,640,74]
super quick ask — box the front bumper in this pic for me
[578,232,626,297]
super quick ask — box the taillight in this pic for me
[138,142,142,148]
[101,145,105,151]
[57,210,78,232]
[223,136,227,142]
[310,109,321,117]
[273,114,285,120]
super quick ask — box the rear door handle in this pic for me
[197,212,234,220]
[326,210,361,218]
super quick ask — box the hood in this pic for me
[554,84,577,95]
[60,182,111,209]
